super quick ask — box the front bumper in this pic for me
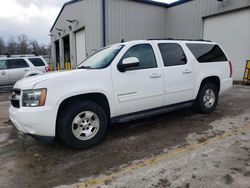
[9,105,57,137]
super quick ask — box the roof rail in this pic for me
[6,54,36,58]
[147,38,212,42]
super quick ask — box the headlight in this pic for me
[22,89,47,107]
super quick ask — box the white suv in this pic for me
[9,40,233,149]
[0,55,49,90]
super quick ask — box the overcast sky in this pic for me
[0,0,177,45]
[0,0,68,45]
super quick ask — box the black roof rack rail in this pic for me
[1,54,37,58]
[147,38,212,42]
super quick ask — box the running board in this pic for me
[111,101,194,123]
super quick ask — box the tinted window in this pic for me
[28,58,45,66]
[158,43,187,67]
[7,59,29,69]
[121,44,157,71]
[187,44,228,63]
[0,60,7,70]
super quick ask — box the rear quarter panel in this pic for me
[184,42,232,98]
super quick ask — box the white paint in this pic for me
[75,29,86,65]
[9,40,232,138]
[159,43,195,105]
[203,9,250,81]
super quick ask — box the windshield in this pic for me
[78,45,124,69]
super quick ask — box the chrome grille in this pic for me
[10,89,21,108]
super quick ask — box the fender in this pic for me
[194,73,221,98]
[55,89,115,117]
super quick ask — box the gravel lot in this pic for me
[0,85,250,188]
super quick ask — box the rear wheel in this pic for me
[194,83,219,114]
[58,100,108,149]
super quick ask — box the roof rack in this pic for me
[5,54,37,58]
[147,38,212,42]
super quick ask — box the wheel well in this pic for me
[200,76,220,92]
[56,93,110,136]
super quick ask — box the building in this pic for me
[50,0,250,81]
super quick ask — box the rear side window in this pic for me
[187,43,228,63]
[7,59,29,69]
[28,58,45,66]
[158,43,187,67]
[0,60,7,70]
[121,44,157,71]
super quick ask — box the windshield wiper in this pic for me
[78,66,93,69]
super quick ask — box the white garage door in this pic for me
[203,9,250,81]
[75,29,86,65]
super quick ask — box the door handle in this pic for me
[1,71,7,75]
[183,69,192,74]
[24,69,29,72]
[150,73,161,78]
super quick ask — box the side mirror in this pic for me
[118,57,140,72]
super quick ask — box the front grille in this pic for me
[11,99,20,108]
[10,89,21,108]
[13,89,21,95]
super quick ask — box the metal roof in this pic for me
[50,0,81,32]
[50,0,192,32]
[133,0,192,7]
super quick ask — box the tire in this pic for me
[58,100,108,149]
[193,83,219,114]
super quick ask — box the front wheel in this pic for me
[58,100,108,149]
[194,83,219,114]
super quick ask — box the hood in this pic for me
[14,69,86,90]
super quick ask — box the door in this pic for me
[75,29,86,65]
[203,9,250,81]
[112,44,164,115]
[158,43,194,105]
[63,35,71,69]
[0,60,10,86]
[7,59,31,84]
[55,40,60,64]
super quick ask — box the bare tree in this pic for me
[7,36,18,55]
[39,46,45,55]
[30,39,40,54]
[30,40,51,55]
[17,34,30,54]
[0,37,5,55]
[1,34,51,55]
